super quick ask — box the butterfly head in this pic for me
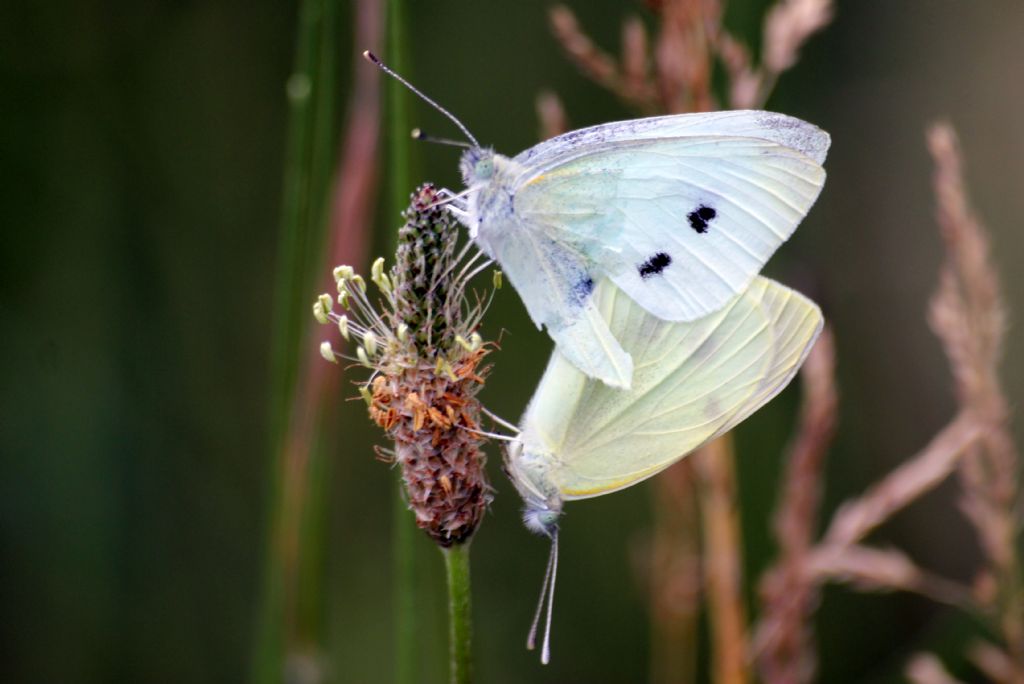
[506,437,563,538]
[459,146,496,186]
[522,504,561,538]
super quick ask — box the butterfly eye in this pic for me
[539,510,559,527]
[474,158,494,179]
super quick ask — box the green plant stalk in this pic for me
[254,0,340,679]
[268,0,338,455]
[385,0,418,682]
[443,544,473,684]
[393,478,417,684]
[386,0,412,223]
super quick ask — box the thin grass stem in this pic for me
[254,0,342,680]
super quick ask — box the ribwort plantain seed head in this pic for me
[313,183,492,546]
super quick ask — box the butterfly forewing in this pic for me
[483,220,633,388]
[513,110,829,172]
[514,137,826,323]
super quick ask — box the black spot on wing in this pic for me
[569,275,595,308]
[638,252,672,279]
[687,205,717,234]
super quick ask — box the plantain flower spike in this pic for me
[311,183,493,546]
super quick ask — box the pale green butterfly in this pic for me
[366,51,829,389]
[502,276,823,663]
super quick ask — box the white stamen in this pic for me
[320,341,338,364]
[363,331,378,357]
[455,248,490,285]
[333,265,354,282]
[311,298,327,323]
[429,240,476,293]
[435,357,458,381]
[461,256,496,286]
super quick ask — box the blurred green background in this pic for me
[3,1,1024,682]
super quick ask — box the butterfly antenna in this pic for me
[541,531,559,665]
[527,533,556,653]
[363,51,480,149]
[411,128,472,149]
[527,530,559,664]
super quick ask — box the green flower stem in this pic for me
[443,544,473,684]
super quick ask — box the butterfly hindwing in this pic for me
[519,277,823,499]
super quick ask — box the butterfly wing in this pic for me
[483,219,634,388]
[514,110,829,169]
[512,112,828,322]
[518,277,823,499]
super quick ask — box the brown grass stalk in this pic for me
[648,462,702,684]
[927,122,1024,680]
[753,328,837,684]
[535,90,569,141]
[969,640,1017,682]
[822,412,981,548]
[654,0,717,113]
[755,122,1022,683]
[717,0,833,109]
[695,434,750,684]
[621,16,652,105]
[806,544,973,608]
[906,653,966,684]
[548,6,630,104]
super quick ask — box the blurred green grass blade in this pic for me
[387,0,412,223]
[268,0,338,451]
[393,482,417,684]
[255,0,341,680]
[385,0,419,682]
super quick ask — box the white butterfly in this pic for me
[365,52,829,389]
[504,276,823,663]
[456,112,828,389]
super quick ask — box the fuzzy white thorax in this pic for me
[457,148,527,247]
